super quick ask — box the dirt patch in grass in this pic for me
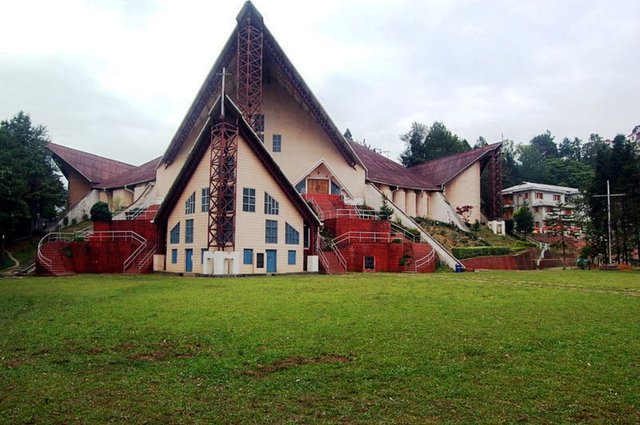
[245,354,353,377]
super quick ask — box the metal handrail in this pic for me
[414,249,436,271]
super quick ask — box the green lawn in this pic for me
[1,271,639,424]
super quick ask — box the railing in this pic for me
[125,243,156,274]
[390,222,420,243]
[333,231,405,246]
[414,249,436,271]
[37,227,94,270]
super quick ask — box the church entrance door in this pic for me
[307,178,329,194]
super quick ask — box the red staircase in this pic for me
[38,241,75,276]
[305,194,437,274]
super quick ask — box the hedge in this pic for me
[452,246,512,259]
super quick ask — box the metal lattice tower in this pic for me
[236,15,263,136]
[208,121,239,250]
[489,148,503,220]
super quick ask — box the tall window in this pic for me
[265,220,278,243]
[243,249,253,265]
[285,223,300,244]
[185,219,194,244]
[201,188,209,212]
[272,134,282,152]
[243,188,256,212]
[264,193,279,215]
[185,192,196,214]
[170,223,180,244]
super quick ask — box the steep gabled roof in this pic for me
[348,141,439,190]
[48,142,135,185]
[97,156,161,189]
[160,1,360,169]
[155,95,320,227]
[409,142,502,187]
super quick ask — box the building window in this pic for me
[201,248,208,264]
[171,249,178,264]
[272,134,282,152]
[185,192,196,214]
[285,223,300,244]
[264,193,279,215]
[553,194,561,201]
[243,249,253,265]
[185,219,194,244]
[265,220,278,243]
[201,188,209,212]
[243,188,256,212]
[170,223,180,244]
[288,250,296,265]
[256,253,264,268]
[535,192,543,199]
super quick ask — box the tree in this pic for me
[400,121,470,166]
[90,202,112,222]
[546,202,577,269]
[0,112,66,262]
[530,130,558,159]
[513,201,534,235]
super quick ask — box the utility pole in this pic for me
[592,180,625,264]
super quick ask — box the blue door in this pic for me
[266,249,277,273]
[185,249,193,272]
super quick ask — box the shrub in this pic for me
[452,246,512,259]
[90,202,112,222]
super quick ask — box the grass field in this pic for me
[1,270,639,424]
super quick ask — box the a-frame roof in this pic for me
[155,94,320,227]
[160,1,361,169]
[409,142,502,187]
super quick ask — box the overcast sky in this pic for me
[1,0,638,165]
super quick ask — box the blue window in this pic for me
[264,193,279,215]
[272,134,282,152]
[295,180,305,194]
[285,223,300,245]
[170,223,180,244]
[201,188,209,212]
[243,188,256,212]
[185,219,194,244]
[288,250,296,265]
[243,249,253,265]
[185,192,196,214]
[265,220,278,243]
[201,248,208,264]
[171,249,178,264]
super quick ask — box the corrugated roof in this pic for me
[97,156,161,189]
[409,142,502,187]
[48,142,135,185]
[348,141,439,190]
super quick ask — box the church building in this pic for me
[39,2,503,276]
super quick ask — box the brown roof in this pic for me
[409,142,502,187]
[97,156,161,189]
[348,141,438,190]
[48,142,135,185]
